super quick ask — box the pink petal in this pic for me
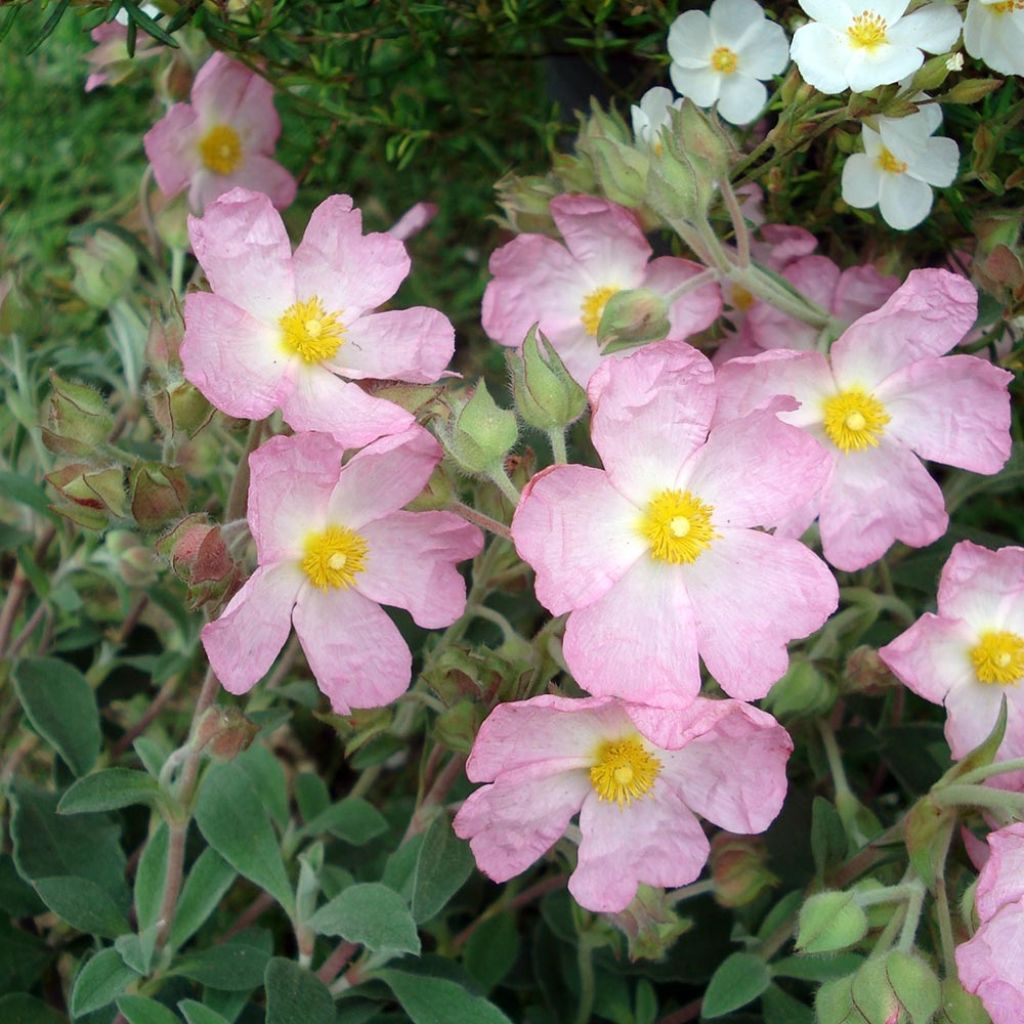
[214,154,297,212]
[326,425,441,529]
[748,255,840,352]
[550,194,651,283]
[938,542,1024,629]
[387,201,438,241]
[879,612,976,710]
[977,824,1024,920]
[181,292,293,420]
[279,366,414,447]
[685,529,838,700]
[830,269,978,391]
[570,786,709,912]
[642,256,723,339]
[187,188,295,321]
[144,104,199,198]
[684,411,831,528]
[192,53,281,153]
[292,195,410,319]
[563,558,701,708]
[832,264,900,324]
[201,564,303,695]
[712,327,763,366]
[355,510,482,628]
[818,442,947,572]
[956,905,1024,1024]
[330,307,454,384]
[660,699,793,833]
[879,355,1012,474]
[755,224,818,268]
[588,341,717,506]
[511,465,646,615]
[944,678,1022,766]
[292,585,411,713]
[246,432,344,564]
[454,764,591,883]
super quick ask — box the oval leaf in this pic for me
[34,876,130,938]
[59,769,161,814]
[170,940,271,991]
[0,993,64,1024]
[169,848,236,950]
[264,957,335,1024]
[411,813,474,923]
[377,969,513,1024]
[178,1001,231,1024]
[70,947,140,1017]
[309,882,420,955]
[117,994,181,1024]
[702,952,772,1019]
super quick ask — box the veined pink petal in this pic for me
[246,432,343,564]
[563,558,701,708]
[144,104,200,198]
[879,355,1012,474]
[181,292,293,420]
[830,269,978,391]
[191,53,281,153]
[355,510,482,628]
[187,188,295,321]
[588,341,717,506]
[550,194,651,284]
[818,442,947,572]
[879,613,977,709]
[977,824,1024,920]
[331,307,454,383]
[684,529,837,700]
[292,585,411,713]
[279,366,414,447]
[938,542,1024,630]
[571,786,709,913]
[201,564,303,695]
[511,465,646,615]
[660,700,792,833]
[196,154,296,213]
[642,257,723,340]
[292,195,410,319]
[326,425,441,529]
[956,903,1024,1024]
[454,764,591,883]
[832,264,900,324]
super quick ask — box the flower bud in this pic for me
[130,462,188,531]
[495,172,560,235]
[765,660,835,719]
[69,229,138,309]
[155,193,191,252]
[436,380,518,475]
[816,975,857,1024]
[937,977,989,1024]
[796,891,868,953]
[507,326,586,431]
[590,138,649,208]
[883,951,941,1023]
[434,700,484,755]
[710,834,777,909]
[46,463,127,519]
[192,705,258,762]
[100,530,160,587]
[597,288,671,355]
[156,513,241,607]
[940,77,1004,106]
[844,645,895,695]
[610,885,693,962]
[168,381,213,438]
[909,56,955,94]
[44,373,114,455]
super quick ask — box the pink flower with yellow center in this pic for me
[181,188,455,448]
[510,341,838,707]
[482,195,722,385]
[880,542,1024,784]
[201,428,483,711]
[715,270,1013,572]
[143,52,296,213]
[453,693,793,913]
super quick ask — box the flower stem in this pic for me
[488,464,521,506]
[547,427,569,465]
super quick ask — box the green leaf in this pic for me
[309,882,420,955]
[168,848,237,950]
[0,918,53,993]
[377,970,513,1024]
[236,745,289,829]
[34,876,130,938]
[296,797,388,845]
[117,994,181,1024]
[13,658,100,777]
[135,824,169,962]
[178,1001,231,1024]
[464,913,519,992]
[116,933,153,975]
[0,993,64,1024]
[264,958,334,1024]
[59,770,161,814]
[701,952,772,1019]
[762,985,814,1024]
[70,947,140,1017]
[810,798,847,879]
[0,853,45,917]
[771,952,864,982]
[170,940,271,991]
[0,470,53,515]
[193,762,293,913]
[411,814,474,923]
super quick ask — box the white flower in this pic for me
[790,1,963,95]
[965,0,1024,76]
[667,0,789,126]
[630,87,683,149]
[841,105,959,230]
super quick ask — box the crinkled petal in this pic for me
[211,154,296,212]
[833,264,900,324]
[642,257,722,341]
[956,904,1024,1024]
[550,195,651,284]
[144,104,199,198]
[944,675,1019,764]
[977,824,1024,920]
[710,0,772,46]
[880,613,977,709]
[909,137,960,189]
[329,307,454,383]
[937,541,1024,633]
[799,0,852,31]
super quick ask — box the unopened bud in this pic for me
[796,891,868,953]
[710,834,777,909]
[590,138,649,208]
[844,646,894,694]
[495,172,560,235]
[938,977,989,1024]
[941,77,1004,106]
[508,326,586,430]
[168,381,213,438]
[434,700,484,754]
[437,380,518,474]
[610,885,693,962]
[44,373,114,455]
[910,56,955,94]
[765,660,835,719]
[46,463,126,519]
[883,951,941,1023]
[130,462,188,530]
[598,288,671,354]
[193,705,258,762]
[101,530,160,586]
[155,193,190,251]
[69,230,137,309]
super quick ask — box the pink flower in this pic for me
[182,188,455,447]
[387,202,438,242]
[715,269,1013,572]
[453,693,792,913]
[482,195,721,385]
[747,255,899,353]
[85,22,161,92]
[880,542,1024,785]
[143,52,296,213]
[956,823,1024,1024]
[202,428,483,712]
[510,341,838,707]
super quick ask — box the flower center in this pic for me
[198,124,243,175]
[991,1,1024,12]
[710,46,739,74]
[641,489,717,564]
[847,11,888,50]
[877,147,908,175]
[731,285,755,312]
[970,630,1024,685]
[280,296,346,363]
[821,388,890,452]
[590,736,661,806]
[301,525,368,590]
[580,285,620,337]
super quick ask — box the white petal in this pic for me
[717,76,767,125]
[847,45,923,93]
[878,174,933,230]
[888,4,963,52]
[668,11,714,68]
[709,0,768,47]
[842,153,883,209]
[867,0,911,20]
[790,23,854,94]
[799,0,852,31]
[670,65,722,108]
[736,20,791,79]
[908,136,960,188]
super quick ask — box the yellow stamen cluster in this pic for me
[301,526,368,590]
[710,46,739,75]
[199,124,243,175]
[877,147,909,175]
[970,630,1024,686]
[730,285,755,313]
[822,388,891,452]
[279,296,346,363]
[580,285,620,337]
[991,1,1024,12]
[846,11,888,50]
[641,490,717,564]
[590,736,662,806]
